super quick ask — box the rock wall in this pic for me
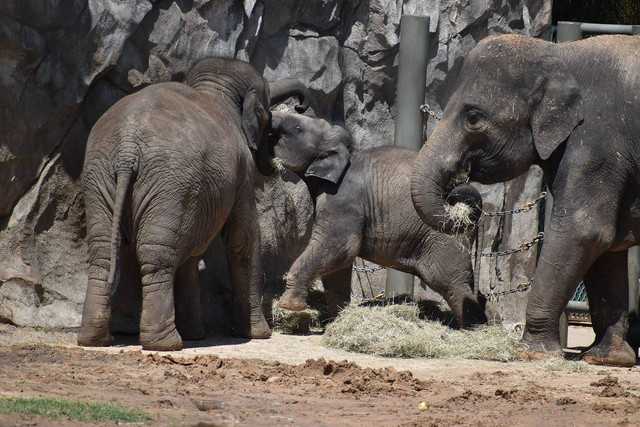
[0,0,551,330]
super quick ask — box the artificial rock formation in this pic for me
[0,0,551,330]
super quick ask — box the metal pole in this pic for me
[628,247,640,317]
[385,14,430,300]
[557,21,582,42]
[555,21,582,347]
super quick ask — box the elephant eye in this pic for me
[464,109,485,130]
[294,124,303,133]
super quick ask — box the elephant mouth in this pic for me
[265,132,288,173]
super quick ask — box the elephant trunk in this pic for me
[269,79,311,113]
[410,124,483,234]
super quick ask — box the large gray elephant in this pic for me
[267,112,497,327]
[78,58,310,351]
[410,34,640,366]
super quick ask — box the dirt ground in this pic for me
[0,324,639,426]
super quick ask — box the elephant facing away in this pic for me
[78,58,310,351]
[410,34,640,366]
[268,112,497,327]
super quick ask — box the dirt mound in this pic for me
[146,352,425,397]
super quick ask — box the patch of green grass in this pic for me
[0,397,151,423]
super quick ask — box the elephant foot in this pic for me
[581,336,636,367]
[77,324,114,347]
[234,314,272,339]
[140,327,183,351]
[515,337,564,361]
[277,290,308,312]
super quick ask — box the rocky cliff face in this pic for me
[0,0,551,330]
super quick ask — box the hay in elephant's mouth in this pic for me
[322,304,590,370]
[269,157,287,172]
[443,202,474,233]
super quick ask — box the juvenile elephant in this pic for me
[268,112,496,327]
[78,58,310,351]
[410,34,640,366]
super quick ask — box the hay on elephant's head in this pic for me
[322,304,520,362]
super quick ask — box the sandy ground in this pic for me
[0,324,638,426]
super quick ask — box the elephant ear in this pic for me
[241,89,270,151]
[530,56,584,160]
[305,144,350,184]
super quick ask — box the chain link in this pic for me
[480,280,531,300]
[419,104,442,120]
[482,192,546,217]
[481,232,544,258]
[352,264,385,273]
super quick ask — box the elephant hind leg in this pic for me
[322,267,352,319]
[222,190,271,339]
[581,250,636,367]
[175,256,205,341]
[136,241,183,351]
[78,217,115,347]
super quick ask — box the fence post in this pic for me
[554,21,582,348]
[557,21,582,42]
[385,14,430,300]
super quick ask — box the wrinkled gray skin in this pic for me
[78,58,310,351]
[268,112,497,327]
[410,34,640,366]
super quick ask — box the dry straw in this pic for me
[322,304,592,370]
[322,304,520,361]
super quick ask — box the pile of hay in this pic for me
[268,300,321,334]
[263,284,328,335]
[322,304,521,362]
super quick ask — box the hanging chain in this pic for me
[482,192,547,217]
[481,232,544,258]
[480,280,532,300]
[352,264,385,273]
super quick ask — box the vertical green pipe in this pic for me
[555,21,582,349]
[385,15,430,300]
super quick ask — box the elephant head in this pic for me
[410,35,583,233]
[184,58,311,173]
[267,111,351,184]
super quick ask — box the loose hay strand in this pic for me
[443,202,474,233]
[322,304,520,362]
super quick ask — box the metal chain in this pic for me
[481,232,544,258]
[482,192,547,217]
[352,264,385,273]
[480,280,532,300]
[419,104,442,120]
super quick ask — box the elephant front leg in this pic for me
[581,250,636,367]
[223,196,271,339]
[278,225,360,312]
[417,255,490,328]
[322,267,352,319]
[174,256,205,341]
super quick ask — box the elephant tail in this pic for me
[107,164,134,297]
